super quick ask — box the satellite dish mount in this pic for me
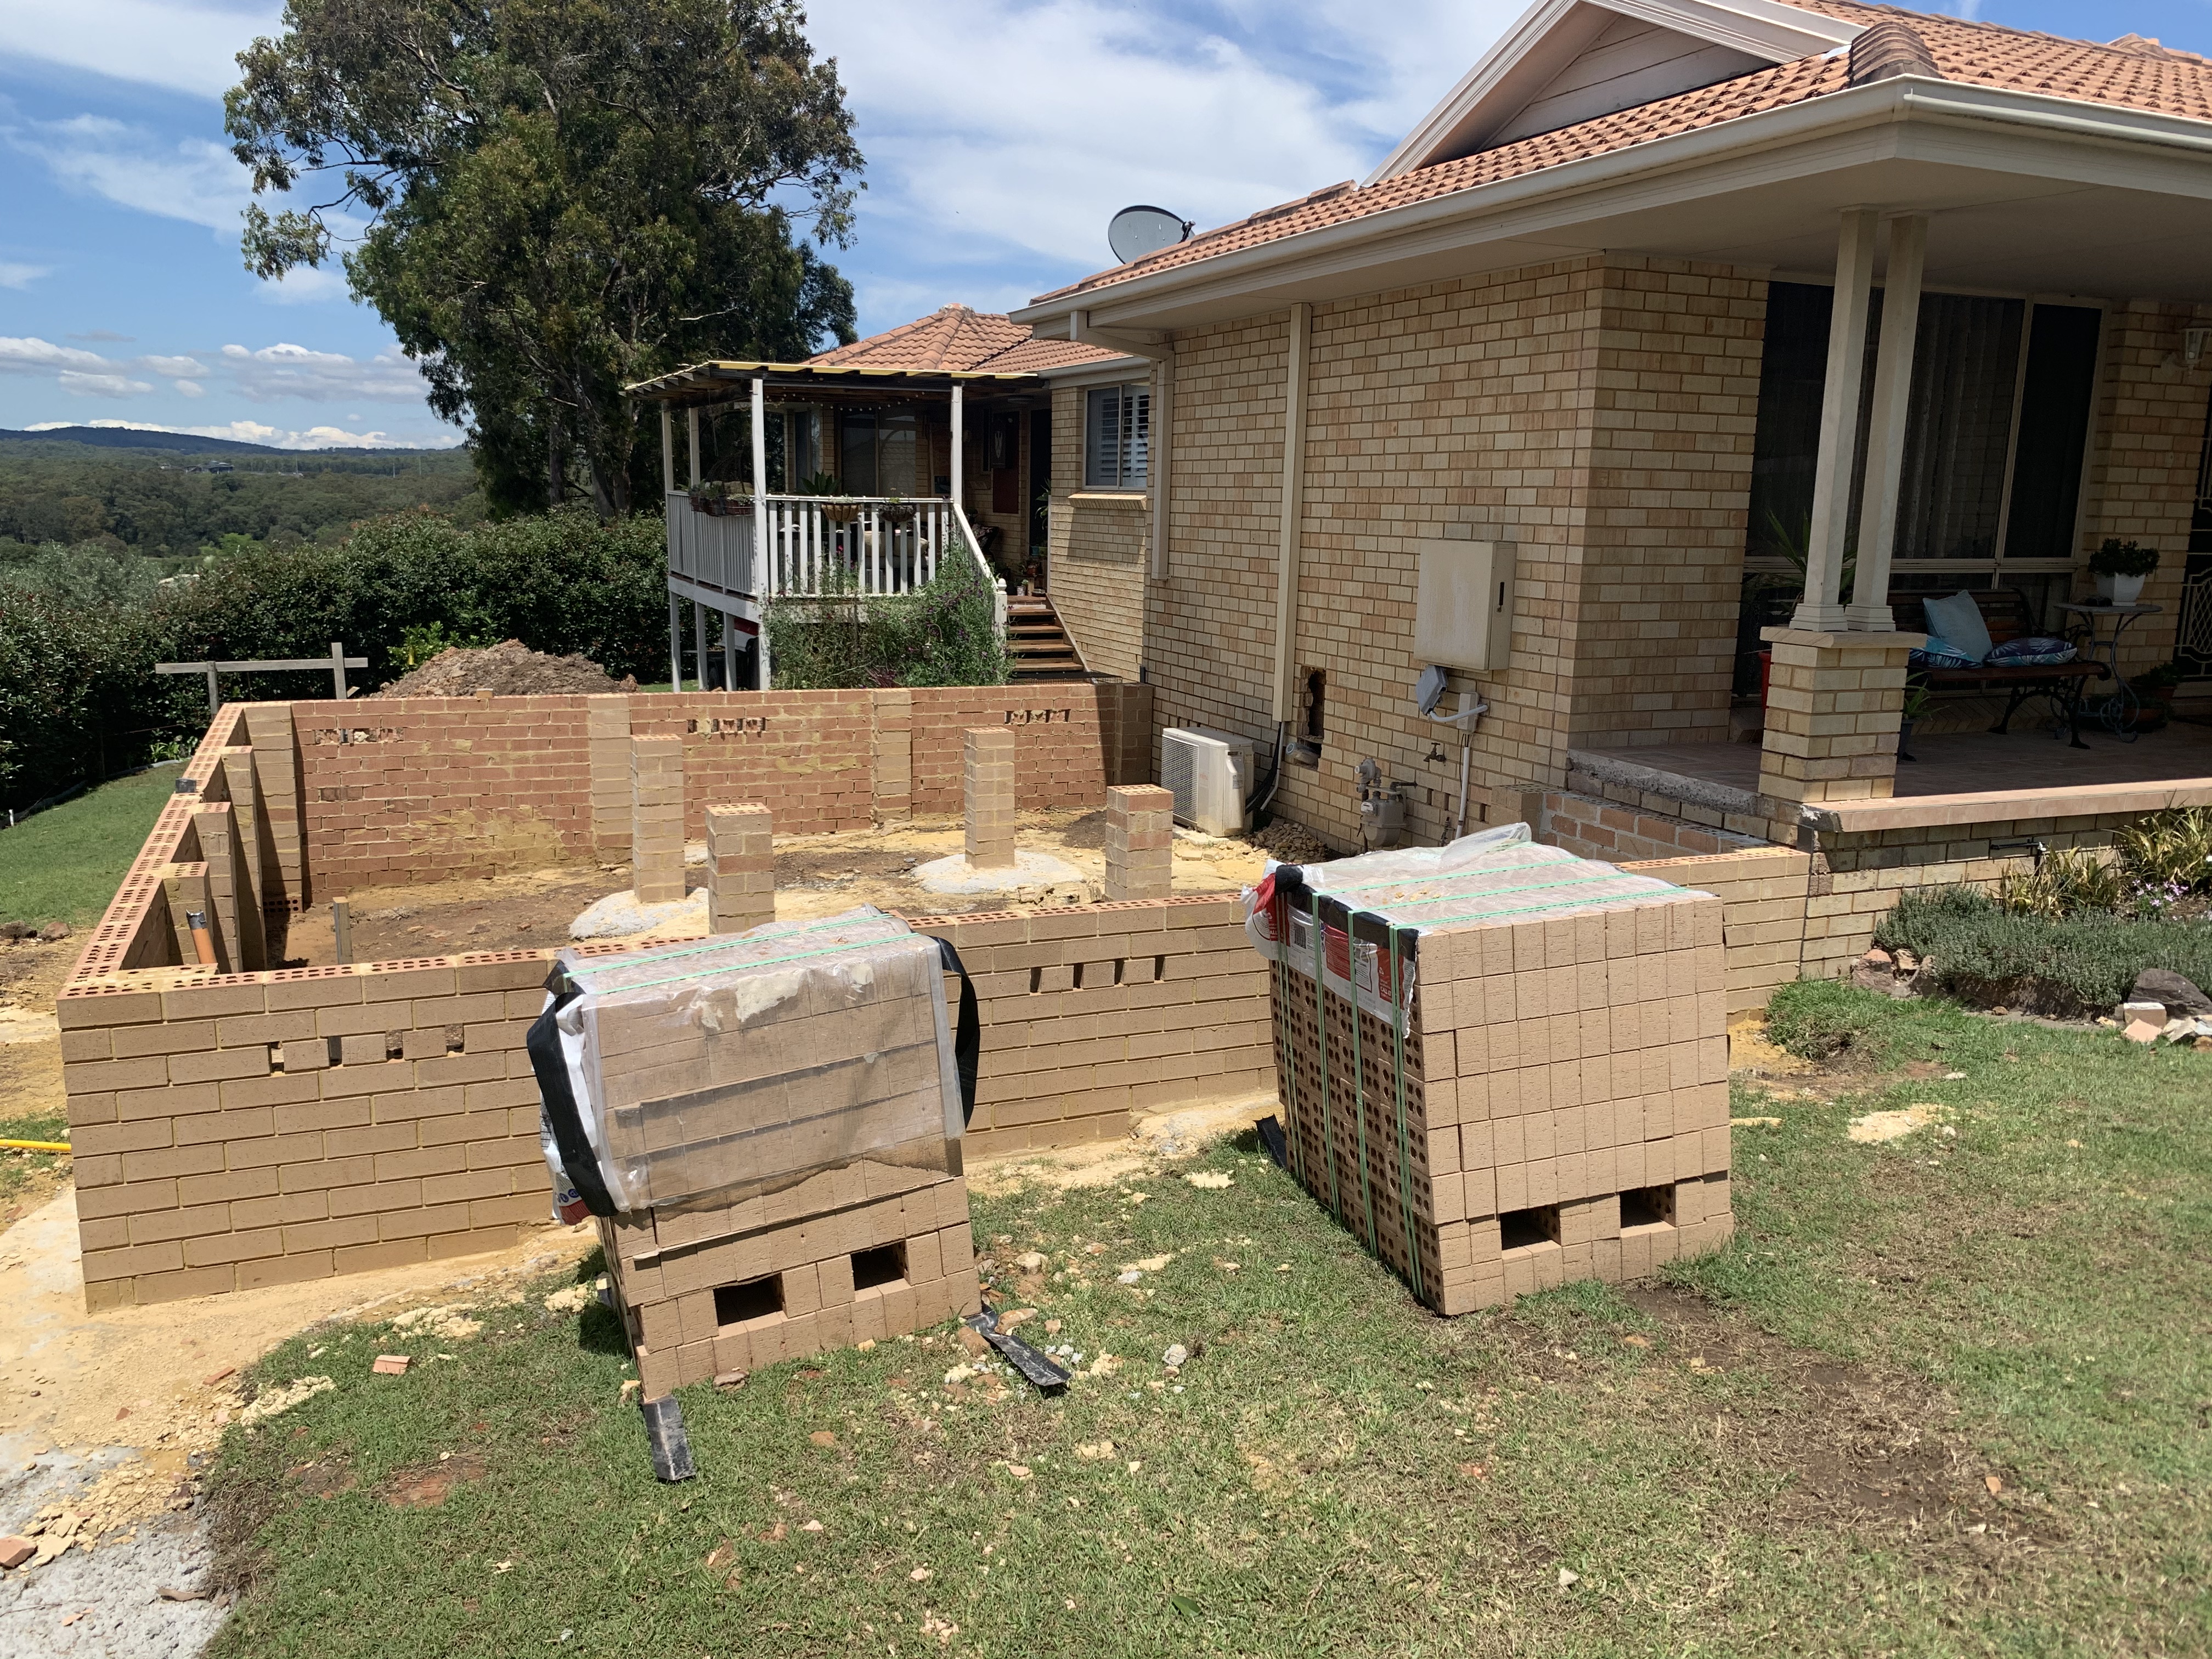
[1108,205,1193,264]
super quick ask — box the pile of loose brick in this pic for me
[1263,850,1733,1313]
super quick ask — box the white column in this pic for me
[1847,214,1928,632]
[659,407,675,496]
[1791,207,1880,633]
[686,407,701,487]
[950,380,964,507]
[693,600,707,694]
[668,594,682,690]
[751,376,769,497]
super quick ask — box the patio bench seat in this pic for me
[1890,587,2112,751]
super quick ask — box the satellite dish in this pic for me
[1108,205,1192,264]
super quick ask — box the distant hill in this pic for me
[0,426,453,458]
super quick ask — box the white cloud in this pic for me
[59,370,154,397]
[0,1,280,99]
[0,335,114,374]
[176,379,206,397]
[808,0,1520,291]
[7,114,250,231]
[0,261,50,289]
[219,341,429,403]
[141,355,209,377]
[23,416,460,452]
[68,329,134,343]
[257,266,352,304]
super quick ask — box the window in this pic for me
[1744,282,2104,633]
[837,411,920,496]
[1085,382,1150,489]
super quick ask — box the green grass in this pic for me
[204,986,2211,1657]
[0,1110,69,1201]
[0,761,181,927]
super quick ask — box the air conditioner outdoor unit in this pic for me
[1160,726,1254,836]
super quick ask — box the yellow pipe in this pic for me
[0,1139,69,1154]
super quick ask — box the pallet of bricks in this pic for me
[531,907,980,1404]
[1244,823,1730,1314]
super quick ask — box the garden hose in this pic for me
[0,1139,69,1154]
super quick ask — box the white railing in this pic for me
[665,491,1006,641]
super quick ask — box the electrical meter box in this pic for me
[1413,539,1514,673]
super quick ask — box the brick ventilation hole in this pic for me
[713,1275,783,1327]
[851,1242,909,1292]
[1619,1184,1677,1229]
[1499,1206,1561,1251]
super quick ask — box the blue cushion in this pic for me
[1987,636,2076,666]
[1921,591,1994,664]
[1910,637,1980,670]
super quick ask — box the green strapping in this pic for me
[1272,899,1305,1183]
[1347,949,1379,1256]
[1389,924,1424,1303]
[1308,892,1341,1221]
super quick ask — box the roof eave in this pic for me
[1011,75,2212,330]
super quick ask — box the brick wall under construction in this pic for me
[56,691,1256,1311]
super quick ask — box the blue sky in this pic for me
[2,0,2208,450]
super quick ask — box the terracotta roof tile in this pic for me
[1037,1,2212,303]
[808,304,1126,374]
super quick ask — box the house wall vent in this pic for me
[1160,726,1254,836]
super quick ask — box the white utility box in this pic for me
[1160,726,1254,836]
[1413,538,1515,673]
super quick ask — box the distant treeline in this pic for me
[0,439,481,558]
[0,506,665,810]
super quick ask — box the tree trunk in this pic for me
[546,410,567,508]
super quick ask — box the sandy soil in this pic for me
[280,810,1269,965]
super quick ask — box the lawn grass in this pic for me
[204,986,2210,1657]
[0,761,182,927]
[0,1110,69,1203]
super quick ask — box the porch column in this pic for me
[693,601,708,693]
[659,407,675,497]
[686,407,701,486]
[1756,629,1920,831]
[751,376,768,497]
[1790,207,1880,632]
[950,381,964,508]
[668,594,682,691]
[1846,214,1928,631]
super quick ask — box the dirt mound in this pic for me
[373,639,636,698]
[1249,820,1334,866]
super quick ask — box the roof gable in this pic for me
[1367,0,1860,182]
[808,304,1128,375]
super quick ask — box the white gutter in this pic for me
[1013,76,2212,333]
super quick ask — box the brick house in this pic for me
[998,0,2212,966]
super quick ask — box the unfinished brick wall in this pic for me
[911,895,1272,1158]
[1616,847,1813,1014]
[289,682,1137,893]
[59,690,1266,1306]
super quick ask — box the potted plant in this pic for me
[2132,658,2185,730]
[2091,538,2159,604]
[686,479,718,515]
[877,495,918,526]
[820,498,861,526]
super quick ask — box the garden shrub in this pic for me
[0,505,667,809]
[765,542,1008,691]
[1874,884,2212,1012]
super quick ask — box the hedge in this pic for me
[1873,884,2212,1013]
[0,505,666,809]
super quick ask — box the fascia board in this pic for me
[1367,0,1862,184]
[1015,78,2212,332]
[1036,358,1149,387]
